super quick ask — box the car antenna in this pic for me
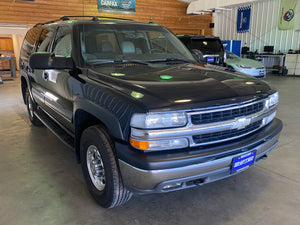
[149,16,153,24]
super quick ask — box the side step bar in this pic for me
[34,108,75,150]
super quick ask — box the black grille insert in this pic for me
[193,120,262,144]
[191,101,264,125]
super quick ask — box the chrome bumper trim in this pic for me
[120,130,281,193]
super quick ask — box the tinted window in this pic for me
[80,24,194,63]
[52,25,72,56]
[53,33,72,57]
[190,39,223,52]
[37,27,54,52]
[20,26,43,66]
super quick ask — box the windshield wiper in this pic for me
[148,58,192,64]
[92,59,148,66]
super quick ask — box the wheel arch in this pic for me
[74,99,125,163]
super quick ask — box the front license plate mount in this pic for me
[207,57,214,63]
[231,151,256,173]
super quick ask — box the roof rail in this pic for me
[33,15,132,27]
[63,15,132,21]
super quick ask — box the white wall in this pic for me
[0,23,29,70]
[12,34,25,70]
[213,0,300,53]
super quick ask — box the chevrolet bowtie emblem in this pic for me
[232,118,251,130]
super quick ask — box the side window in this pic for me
[52,26,72,57]
[37,27,54,52]
[20,26,43,66]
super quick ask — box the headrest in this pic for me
[101,42,113,52]
[122,41,135,54]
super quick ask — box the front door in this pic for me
[34,25,74,132]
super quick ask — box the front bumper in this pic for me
[116,118,282,194]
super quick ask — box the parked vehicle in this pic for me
[176,34,226,65]
[20,16,282,208]
[226,51,266,78]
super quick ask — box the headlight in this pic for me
[266,92,279,108]
[130,112,187,129]
[237,64,252,69]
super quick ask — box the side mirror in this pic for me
[191,49,205,62]
[29,52,73,70]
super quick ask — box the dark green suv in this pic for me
[20,16,282,208]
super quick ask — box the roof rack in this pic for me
[34,15,132,27]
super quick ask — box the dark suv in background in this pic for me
[20,16,282,208]
[177,34,226,65]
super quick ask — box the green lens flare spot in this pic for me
[111,73,125,77]
[131,91,144,99]
[160,75,173,80]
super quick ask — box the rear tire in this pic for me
[25,88,43,126]
[80,125,132,208]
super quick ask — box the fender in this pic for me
[74,97,125,141]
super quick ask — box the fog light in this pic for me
[130,138,189,151]
[263,111,276,125]
[149,138,188,150]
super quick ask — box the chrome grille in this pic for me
[130,98,277,150]
[193,120,262,144]
[191,101,264,125]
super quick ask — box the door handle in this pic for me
[43,72,49,80]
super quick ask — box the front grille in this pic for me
[193,120,262,144]
[191,101,264,125]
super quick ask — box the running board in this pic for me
[34,108,75,151]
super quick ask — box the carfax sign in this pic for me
[97,0,135,14]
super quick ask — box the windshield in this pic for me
[80,23,195,66]
[226,51,239,59]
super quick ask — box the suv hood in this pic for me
[89,64,272,111]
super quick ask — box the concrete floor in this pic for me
[0,75,299,225]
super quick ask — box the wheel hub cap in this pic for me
[86,145,106,191]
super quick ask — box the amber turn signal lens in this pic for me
[130,138,149,150]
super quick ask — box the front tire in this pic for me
[80,125,132,208]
